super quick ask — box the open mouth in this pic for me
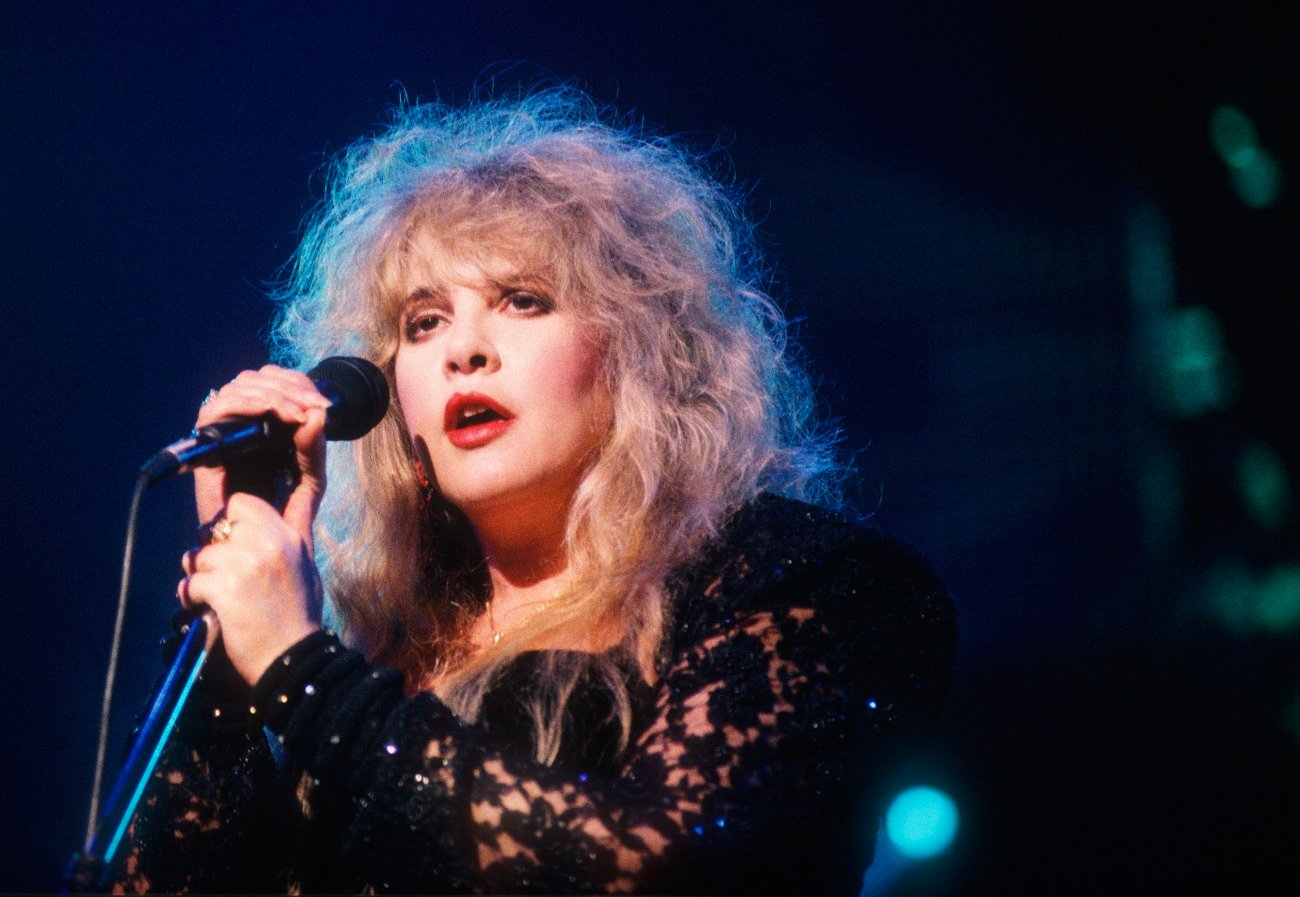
[452,404,507,430]
[444,393,515,436]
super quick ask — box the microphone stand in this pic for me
[65,357,385,890]
[65,456,293,892]
[65,608,220,891]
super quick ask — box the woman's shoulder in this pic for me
[670,493,949,608]
[666,493,955,658]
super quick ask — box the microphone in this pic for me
[139,356,389,486]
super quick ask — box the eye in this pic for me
[402,310,445,340]
[503,291,553,315]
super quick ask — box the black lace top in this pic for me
[112,495,956,894]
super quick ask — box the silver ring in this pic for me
[201,388,219,406]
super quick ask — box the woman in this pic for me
[115,89,955,894]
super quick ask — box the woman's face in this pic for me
[393,251,608,534]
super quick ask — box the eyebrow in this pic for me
[397,265,557,315]
[491,273,555,296]
[481,251,557,295]
[400,285,449,312]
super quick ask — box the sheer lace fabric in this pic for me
[113,495,955,894]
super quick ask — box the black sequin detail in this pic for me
[112,495,956,894]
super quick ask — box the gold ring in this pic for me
[210,517,235,544]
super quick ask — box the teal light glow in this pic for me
[1204,562,1300,636]
[1203,561,1256,635]
[1127,202,1175,313]
[1210,106,1259,169]
[1256,566,1300,635]
[1237,441,1292,531]
[1155,305,1237,417]
[1209,106,1283,208]
[884,785,959,860]
[1230,148,1283,209]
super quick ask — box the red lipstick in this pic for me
[444,392,515,449]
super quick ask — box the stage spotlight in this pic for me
[884,785,959,860]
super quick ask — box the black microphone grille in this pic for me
[307,356,390,441]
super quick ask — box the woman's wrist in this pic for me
[248,629,341,726]
[247,630,416,784]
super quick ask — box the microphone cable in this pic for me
[83,471,148,852]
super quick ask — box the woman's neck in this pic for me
[459,481,571,574]
[472,508,567,590]
[460,499,572,647]
[429,495,624,676]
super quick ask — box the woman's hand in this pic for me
[181,365,332,684]
[193,365,332,533]
[180,494,324,683]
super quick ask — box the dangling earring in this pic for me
[413,456,439,585]
[413,456,432,490]
[413,456,436,523]
[412,454,490,613]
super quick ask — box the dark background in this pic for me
[2,2,1295,892]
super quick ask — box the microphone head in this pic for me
[307,356,390,440]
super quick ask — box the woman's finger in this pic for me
[196,367,330,427]
[253,364,332,406]
[192,367,332,524]
[196,381,310,429]
[281,406,328,545]
[173,501,322,684]
[187,541,237,575]
[181,570,215,612]
[237,365,333,410]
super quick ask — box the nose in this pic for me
[443,314,499,375]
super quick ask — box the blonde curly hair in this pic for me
[270,88,840,761]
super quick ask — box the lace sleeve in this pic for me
[250,540,955,894]
[108,647,284,894]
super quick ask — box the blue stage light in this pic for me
[884,785,959,859]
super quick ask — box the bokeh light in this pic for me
[1236,442,1292,531]
[1204,561,1300,636]
[884,785,960,860]
[1230,149,1283,209]
[1210,105,1259,169]
[1154,305,1237,417]
[1255,566,1300,636]
[1209,105,1283,208]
